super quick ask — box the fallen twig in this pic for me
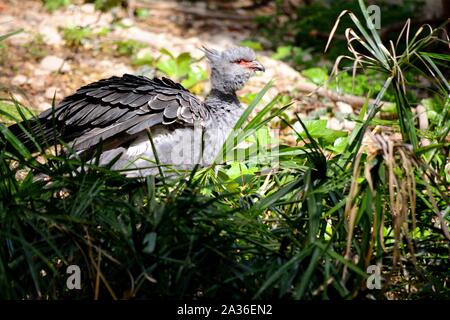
[294,81,384,109]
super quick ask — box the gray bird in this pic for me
[9,46,265,177]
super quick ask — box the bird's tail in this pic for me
[4,118,60,153]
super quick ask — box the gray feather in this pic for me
[126,113,164,135]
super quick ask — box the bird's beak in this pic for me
[250,60,265,72]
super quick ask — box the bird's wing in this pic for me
[37,74,207,151]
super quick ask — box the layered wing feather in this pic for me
[9,74,207,152]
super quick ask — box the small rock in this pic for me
[0,15,15,28]
[120,18,134,28]
[29,76,47,91]
[37,102,52,112]
[39,26,63,46]
[195,1,207,9]
[11,75,28,86]
[8,33,33,46]
[80,3,96,14]
[45,87,61,100]
[101,63,133,78]
[343,120,356,131]
[39,56,64,72]
[98,60,114,69]
[327,118,344,131]
[337,101,353,114]
[38,56,71,73]
[60,63,71,73]
[34,68,50,77]
[126,27,156,44]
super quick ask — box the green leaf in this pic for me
[156,59,178,78]
[175,52,192,77]
[271,46,292,60]
[327,136,349,154]
[157,51,193,80]
[131,53,154,67]
[302,67,329,85]
[44,0,70,12]
[420,52,450,62]
[240,40,263,51]
[293,119,347,145]
[225,162,258,180]
[181,66,207,89]
[136,8,150,19]
[253,247,313,298]
[159,48,174,59]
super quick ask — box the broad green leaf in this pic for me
[271,46,292,60]
[240,40,263,51]
[293,119,347,145]
[302,67,329,85]
[225,162,258,180]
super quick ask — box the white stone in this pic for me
[126,27,156,44]
[29,76,47,90]
[80,3,96,14]
[101,63,133,78]
[60,63,71,73]
[120,18,134,28]
[34,68,51,77]
[337,102,353,114]
[11,75,28,86]
[39,56,65,72]
[0,15,14,27]
[98,60,114,69]
[39,26,63,46]
[45,87,60,100]
[336,101,353,114]
[343,120,356,131]
[8,33,33,46]
[327,118,344,131]
[38,56,71,74]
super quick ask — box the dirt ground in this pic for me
[0,1,309,107]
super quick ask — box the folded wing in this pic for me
[9,74,207,152]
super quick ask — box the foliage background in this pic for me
[0,0,449,299]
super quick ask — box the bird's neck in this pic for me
[206,89,239,105]
[208,68,240,96]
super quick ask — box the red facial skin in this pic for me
[237,60,257,70]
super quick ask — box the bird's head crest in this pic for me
[201,46,221,63]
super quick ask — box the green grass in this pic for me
[43,0,71,12]
[0,101,35,124]
[114,40,146,57]
[60,26,93,48]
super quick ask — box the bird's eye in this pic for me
[235,59,249,64]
